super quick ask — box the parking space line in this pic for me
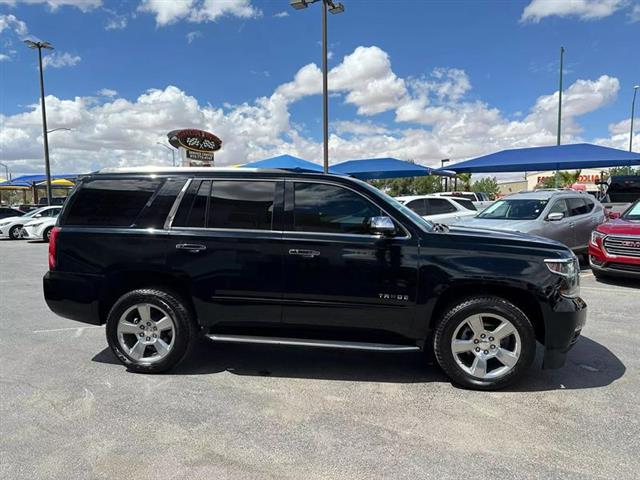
[33,326,104,334]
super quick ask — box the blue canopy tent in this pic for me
[440,144,640,174]
[0,173,81,203]
[243,155,325,172]
[331,157,444,180]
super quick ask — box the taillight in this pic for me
[48,227,60,270]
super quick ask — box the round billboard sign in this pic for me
[167,129,222,153]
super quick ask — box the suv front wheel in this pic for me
[106,288,197,373]
[433,296,536,390]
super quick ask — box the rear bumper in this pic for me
[541,296,587,369]
[43,271,104,325]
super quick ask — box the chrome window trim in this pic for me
[164,179,192,230]
[287,178,412,239]
[167,177,280,232]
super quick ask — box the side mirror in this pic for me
[547,212,564,221]
[369,216,396,236]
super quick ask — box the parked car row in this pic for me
[398,189,639,280]
[0,205,61,241]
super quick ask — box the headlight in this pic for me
[590,230,605,246]
[544,257,580,298]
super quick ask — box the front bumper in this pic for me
[588,243,640,278]
[541,296,587,369]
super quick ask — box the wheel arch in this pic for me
[99,270,195,324]
[428,282,545,345]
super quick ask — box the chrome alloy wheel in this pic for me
[117,303,175,363]
[451,313,521,379]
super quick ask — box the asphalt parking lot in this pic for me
[1,239,638,479]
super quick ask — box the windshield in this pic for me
[477,199,548,220]
[358,182,434,232]
[22,207,47,218]
[622,201,640,220]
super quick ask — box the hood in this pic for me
[0,216,23,224]
[598,218,640,235]
[457,217,538,233]
[446,224,566,250]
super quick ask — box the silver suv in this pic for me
[460,190,605,252]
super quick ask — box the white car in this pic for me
[395,195,478,225]
[0,206,62,240]
[22,215,59,242]
[432,191,494,211]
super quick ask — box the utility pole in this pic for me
[25,40,54,205]
[631,85,639,152]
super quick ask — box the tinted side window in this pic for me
[293,183,382,234]
[427,198,456,215]
[567,197,588,216]
[450,198,477,211]
[406,199,427,215]
[208,180,276,230]
[548,199,568,216]
[584,197,595,212]
[64,179,162,227]
[135,178,187,228]
[173,180,210,228]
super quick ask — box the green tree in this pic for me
[456,173,472,191]
[413,175,442,194]
[537,170,581,188]
[471,177,499,199]
[607,166,640,177]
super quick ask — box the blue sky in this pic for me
[0,0,638,174]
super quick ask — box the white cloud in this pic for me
[0,13,28,36]
[186,31,202,43]
[629,3,640,21]
[0,53,11,61]
[97,88,118,97]
[521,0,627,22]
[105,14,127,30]
[0,0,102,11]
[138,0,261,26]
[0,45,629,175]
[594,117,640,150]
[273,11,288,18]
[42,51,82,69]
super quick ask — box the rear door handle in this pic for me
[289,248,321,258]
[176,243,207,253]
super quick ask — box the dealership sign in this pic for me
[167,129,222,167]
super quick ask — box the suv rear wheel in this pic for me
[106,288,197,373]
[433,296,535,390]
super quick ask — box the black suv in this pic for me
[44,168,586,390]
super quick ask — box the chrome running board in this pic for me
[206,334,420,352]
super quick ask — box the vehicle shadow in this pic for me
[92,335,625,392]
[593,275,640,288]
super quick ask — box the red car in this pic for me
[589,199,640,279]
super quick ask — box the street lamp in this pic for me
[47,127,72,134]
[24,39,54,205]
[0,162,9,180]
[290,0,345,174]
[631,85,639,152]
[156,142,176,166]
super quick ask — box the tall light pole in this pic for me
[441,158,450,191]
[555,46,565,188]
[630,85,639,152]
[157,142,176,166]
[0,162,9,180]
[25,39,54,205]
[290,0,344,174]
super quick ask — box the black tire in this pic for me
[106,288,197,373]
[43,226,53,243]
[8,225,22,240]
[433,296,536,391]
[592,269,606,281]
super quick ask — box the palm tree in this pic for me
[456,173,472,191]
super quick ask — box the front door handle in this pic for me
[176,243,207,253]
[289,248,321,258]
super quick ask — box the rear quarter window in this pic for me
[63,178,163,227]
